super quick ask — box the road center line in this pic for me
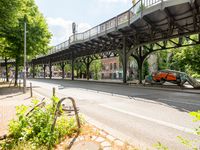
[100,104,195,134]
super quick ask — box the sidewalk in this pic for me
[0,84,32,136]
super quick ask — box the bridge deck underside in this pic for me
[33,0,200,65]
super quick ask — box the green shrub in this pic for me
[154,110,200,150]
[0,97,81,149]
[191,73,200,79]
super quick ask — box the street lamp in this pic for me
[23,16,27,93]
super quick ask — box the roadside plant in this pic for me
[154,110,200,150]
[0,96,81,149]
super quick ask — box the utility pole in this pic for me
[23,18,27,93]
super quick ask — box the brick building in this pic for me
[101,57,123,79]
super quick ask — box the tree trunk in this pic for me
[5,57,9,82]
[138,60,143,84]
[14,56,19,86]
[86,63,90,80]
[61,64,65,79]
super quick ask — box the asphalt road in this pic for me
[27,78,200,150]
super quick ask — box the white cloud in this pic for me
[47,17,91,46]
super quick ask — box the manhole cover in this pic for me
[70,141,101,150]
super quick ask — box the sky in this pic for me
[35,0,132,46]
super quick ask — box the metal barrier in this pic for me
[26,98,46,116]
[48,97,80,150]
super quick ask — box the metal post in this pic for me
[71,55,74,81]
[43,64,46,79]
[61,63,65,79]
[30,82,33,97]
[138,46,143,84]
[5,57,9,82]
[53,87,55,97]
[23,19,27,93]
[32,63,35,78]
[49,61,52,79]
[122,37,127,83]
[86,57,90,80]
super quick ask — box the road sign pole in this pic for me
[23,21,27,93]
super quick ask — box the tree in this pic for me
[0,0,21,36]
[1,0,51,85]
[170,35,200,78]
[90,60,102,80]
[157,50,168,70]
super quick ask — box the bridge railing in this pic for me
[143,0,161,8]
[43,0,165,57]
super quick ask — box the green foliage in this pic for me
[157,50,168,70]
[154,110,200,150]
[190,111,200,122]
[64,63,72,73]
[177,136,198,150]
[170,35,200,77]
[90,60,102,80]
[0,0,51,85]
[1,97,80,149]
[143,60,149,78]
[190,111,200,136]
[153,142,169,150]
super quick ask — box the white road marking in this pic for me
[100,104,195,134]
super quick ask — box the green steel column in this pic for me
[32,63,35,79]
[86,56,90,80]
[43,64,46,79]
[123,37,127,83]
[49,61,52,79]
[71,54,74,81]
[61,63,65,79]
[138,46,143,84]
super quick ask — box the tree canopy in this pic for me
[0,0,52,84]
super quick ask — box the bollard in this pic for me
[30,83,33,97]
[53,87,55,97]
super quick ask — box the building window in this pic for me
[114,63,117,70]
[102,64,105,71]
[102,73,104,79]
[110,63,112,70]
[109,73,112,79]
[113,73,116,79]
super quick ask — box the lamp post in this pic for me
[23,18,27,93]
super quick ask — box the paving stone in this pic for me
[106,135,115,141]
[99,130,107,137]
[95,137,105,143]
[114,139,124,147]
[71,141,100,150]
[103,147,112,150]
[91,135,97,140]
[93,127,98,132]
[101,141,111,147]
[79,136,84,141]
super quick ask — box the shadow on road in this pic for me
[29,78,200,113]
